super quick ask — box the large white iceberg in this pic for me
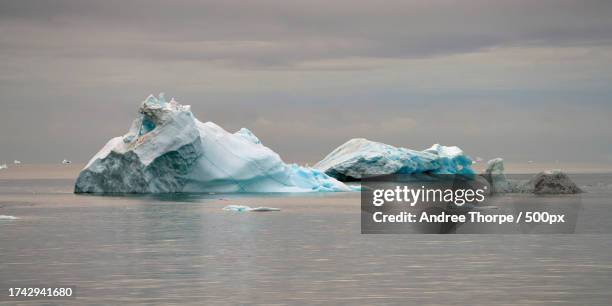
[75,94,352,193]
[313,138,473,181]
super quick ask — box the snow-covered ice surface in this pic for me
[314,138,473,180]
[74,94,352,194]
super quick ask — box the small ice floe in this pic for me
[0,164,7,170]
[62,159,72,164]
[13,160,21,164]
[223,205,280,212]
[0,215,19,220]
[528,160,534,164]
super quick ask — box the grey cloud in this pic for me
[2,0,612,67]
[1,0,611,166]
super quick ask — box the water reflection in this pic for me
[0,175,612,304]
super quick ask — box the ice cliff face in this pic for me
[74,94,351,193]
[313,138,474,181]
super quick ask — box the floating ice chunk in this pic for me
[0,164,7,170]
[484,158,514,193]
[314,138,473,181]
[0,215,19,220]
[13,160,21,164]
[223,205,280,212]
[528,170,582,194]
[75,94,352,194]
[62,159,72,164]
[483,158,582,194]
[223,205,251,212]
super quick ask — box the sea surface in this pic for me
[0,165,611,305]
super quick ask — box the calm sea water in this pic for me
[1,168,611,305]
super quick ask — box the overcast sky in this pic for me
[1,0,611,165]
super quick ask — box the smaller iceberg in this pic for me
[223,205,280,212]
[0,215,19,220]
[528,170,582,194]
[0,164,7,170]
[483,158,582,194]
[314,138,473,181]
[62,159,72,164]
[13,160,21,164]
[483,158,514,193]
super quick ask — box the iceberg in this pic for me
[483,158,582,194]
[313,138,473,181]
[528,170,583,194]
[74,94,352,194]
[483,158,514,193]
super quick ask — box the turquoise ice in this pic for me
[314,138,474,180]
